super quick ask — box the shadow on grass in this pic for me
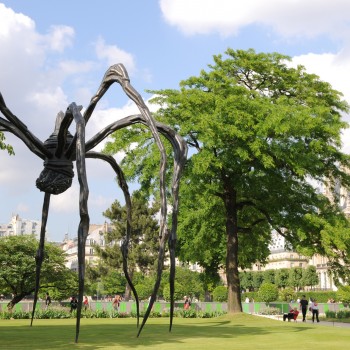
[0,316,313,349]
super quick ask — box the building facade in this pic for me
[61,222,111,271]
[0,214,41,238]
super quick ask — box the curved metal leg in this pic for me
[31,192,51,326]
[86,151,140,327]
[68,103,89,343]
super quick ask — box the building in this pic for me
[61,222,111,271]
[0,214,41,238]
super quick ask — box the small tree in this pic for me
[258,282,279,305]
[212,286,228,302]
[302,266,319,290]
[288,267,303,291]
[163,281,185,301]
[275,268,290,289]
[252,271,264,290]
[263,270,276,284]
[279,287,296,302]
[0,235,77,310]
[240,271,254,291]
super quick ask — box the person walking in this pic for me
[45,293,51,309]
[299,295,308,322]
[310,299,320,323]
[70,296,78,313]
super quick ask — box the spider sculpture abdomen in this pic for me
[36,128,74,195]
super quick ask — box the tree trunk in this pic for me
[223,185,242,313]
[7,293,27,312]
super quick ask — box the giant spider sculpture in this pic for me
[0,64,187,343]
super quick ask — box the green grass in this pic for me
[0,314,349,349]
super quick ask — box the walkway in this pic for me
[257,314,350,328]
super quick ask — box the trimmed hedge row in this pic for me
[0,306,226,320]
[325,310,350,319]
[243,290,337,303]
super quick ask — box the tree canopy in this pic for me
[0,235,77,310]
[93,193,160,299]
[103,48,350,312]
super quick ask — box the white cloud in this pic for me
[290,51,350,154]
[95,37,136,75]
[45,25,74,52]
[160,0,350,39]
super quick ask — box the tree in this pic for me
[275,268,290,289]
[103,48,350,313]
[0,235,77,310]
[302,266,319,290]
[212,286,228,302]
[263,270,276,284]
[239,271,254,291]
[336,286,350,305]
[288,267,303,291]
[258,282,279,305]
[94,193,160,300]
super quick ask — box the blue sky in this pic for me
[1,0,350,242]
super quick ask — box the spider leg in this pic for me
[66,103,89,343]
[85,65,168,246]
[85,114,187,334]
[86,151,140,327]
[30,192,51,326]
[0,92,51,158]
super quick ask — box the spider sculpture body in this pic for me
[0,64,187,343]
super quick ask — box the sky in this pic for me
[1,0,350,242]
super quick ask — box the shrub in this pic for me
[336,286,350,305]
[259,307,281,315]
[212,286,228,302]
[258,282,279,304]
[279,287,296,302]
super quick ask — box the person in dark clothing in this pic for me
[70,296,78,313]
[45,293,51,309]
[299,295,309,322]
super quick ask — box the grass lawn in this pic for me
[0,314,348,349]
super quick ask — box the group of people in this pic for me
[283,295,320,323]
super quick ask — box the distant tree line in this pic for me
[239,266,319,292]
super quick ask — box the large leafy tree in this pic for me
[103,48,350,313]
[94,193,160,300]
[0,235,77,310]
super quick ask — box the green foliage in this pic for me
[212,286,228,302]
[336,286,350,304]
[0,235,77,309]
[0,131,14,155]
[279,287,297,302]
[135,284,152,301]
[103,48,350,311]
[325,309,350,319]
[252,272,264,290]
[258,307,281,315]
[239,271,254,291]
[161,267,206,301]
[275,269,290,289]
[302,266,319,288]
[288,267,303,290]
[263,270,275,284]
[0,308,225,319]
[257,282,279,304]
[162,281,186,302]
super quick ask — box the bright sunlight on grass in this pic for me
[0,314,348,349]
